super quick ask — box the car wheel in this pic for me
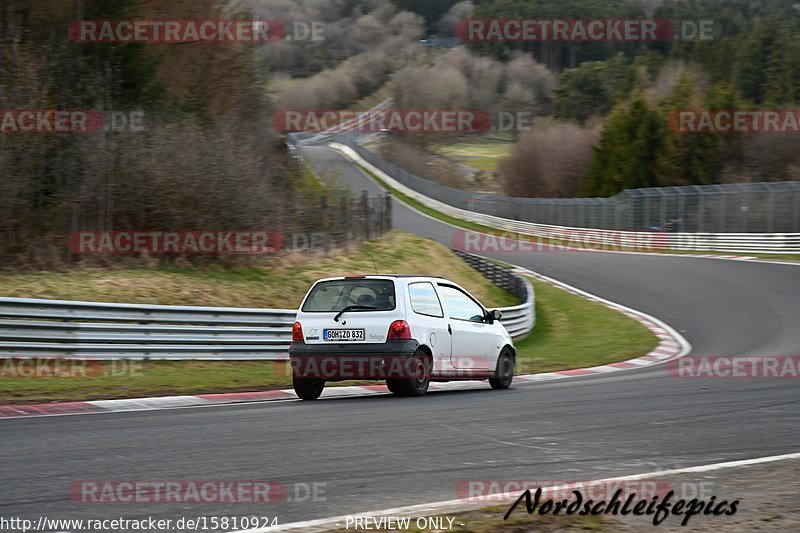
[392,349,431,397]
[385,378,401,394]
[489,348,514,390]
[293,377,325,400]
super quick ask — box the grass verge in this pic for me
[0,278,656,404]
[0,233,657,404]
[356,164,800,262]
[434,139,512,172]
[0,231,516,308]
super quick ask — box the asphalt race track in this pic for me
[1,145,799,528]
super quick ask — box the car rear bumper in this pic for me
[289,340,421,380]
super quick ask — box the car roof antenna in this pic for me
[371,254,378,275]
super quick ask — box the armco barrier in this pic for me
[0,298,297,360]
[332,142,800,255]
[453,251,535,339]
[0,264,534,360]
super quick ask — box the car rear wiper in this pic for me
[334,305,376,322]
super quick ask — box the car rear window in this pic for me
[301,279,396,312]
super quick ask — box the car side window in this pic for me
[408,282,444,318]
[437,285,485,322]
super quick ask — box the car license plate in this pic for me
[323,329,365,342]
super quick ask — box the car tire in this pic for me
[385,378,401,394]
[489,348,514,390]
[392,349,431,397]
[293,377,325,400]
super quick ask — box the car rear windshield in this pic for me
[301,279,396,312]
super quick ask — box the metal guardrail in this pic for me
[333,142,800,255]
[0,263,535,359]
[335,136,800,237]
[287,98,393,147]
[0,298,296,360]
[453,251,535,339]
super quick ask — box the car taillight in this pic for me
[292,322,304,342]
[387,320,411,340]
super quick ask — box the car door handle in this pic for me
[448,324,452,335]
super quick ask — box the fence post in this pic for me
[361,190,369,241]
[794,190,800,233]
[767,189,774,233]
[70,199,81,262]
[321,194,329,255]
[740,191,748,233]
[340,196,349,251]
[352,198,360,242]
[384,193,392,234]
[697,192,705,233]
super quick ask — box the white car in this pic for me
[289,275,515,400]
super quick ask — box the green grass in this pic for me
[415,140,513,174]
[0,231,517,309]
[435,141,512,173]
[0,272,657,405]
[0,216,659,405]
[437,141,513,159]
[514,279,657,374]
[463,156,502,172]
[0,360,290,405]
[0,231,515,404]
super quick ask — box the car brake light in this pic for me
[292,322,304,342]
[387,320,411,340]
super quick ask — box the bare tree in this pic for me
[437,1,474,36]
[499,121,601,198]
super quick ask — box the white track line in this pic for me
[235,451,800,532]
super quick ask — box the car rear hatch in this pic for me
[297,277,403,345]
